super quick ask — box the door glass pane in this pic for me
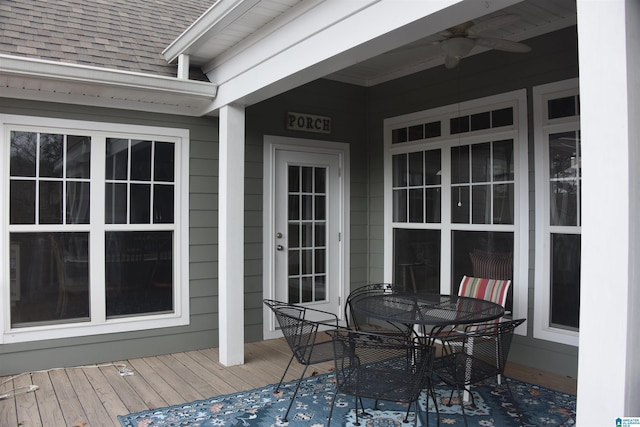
[550,233,580,330]
[10,232,90,327]
[287,164,328,304]
[105,231,173,318]
[393,229,440,293]
[452,230,514,311]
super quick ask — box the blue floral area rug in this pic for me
[118,373,575,426]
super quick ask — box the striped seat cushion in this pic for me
[458,275,511,307]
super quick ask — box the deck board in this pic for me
[2,339,577,427]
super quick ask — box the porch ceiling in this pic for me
[168,0,577,89]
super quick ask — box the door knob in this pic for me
[276,232,283,239]
[276,245,284,251]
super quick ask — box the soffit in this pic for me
[173,0,576,88]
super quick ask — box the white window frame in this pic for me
[0,114,190,344]
[383,90,529,331]
[533,78,580,346]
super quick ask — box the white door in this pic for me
[269,143,344,323]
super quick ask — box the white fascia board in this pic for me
[0,54,218,116]
[203,0,522,112]
[163,0,262,64]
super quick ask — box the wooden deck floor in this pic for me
[0,338,577,427]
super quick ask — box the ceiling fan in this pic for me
[434,14,532,69]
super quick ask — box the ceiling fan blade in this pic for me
[474,37,532,53]
[444,55,460,69]
[466,14,521,36]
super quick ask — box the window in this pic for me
[385,91,528,322]
[533,79,580,346]
[1,115,189,343]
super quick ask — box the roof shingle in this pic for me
[0,0,214,79]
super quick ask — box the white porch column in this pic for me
[218,103,245,366]
[577,0,640,423]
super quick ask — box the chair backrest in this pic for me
[263,299,324,364]
[345,283,396,330]
[327,329,433,403]
[458,275,511,307]
[443,318,525,384]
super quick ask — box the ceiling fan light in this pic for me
[440,37,475,58]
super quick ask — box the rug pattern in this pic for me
[118,373,575,427]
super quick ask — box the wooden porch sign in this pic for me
[286,112,331,134]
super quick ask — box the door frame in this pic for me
[262,135,350,339]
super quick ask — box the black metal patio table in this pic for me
[351,292,505,339]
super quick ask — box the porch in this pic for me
[0,338,576,427]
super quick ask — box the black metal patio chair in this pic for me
[344,283,413,338]
[433,317,526,427]
[326,329,437,427]
[263,299,339,423]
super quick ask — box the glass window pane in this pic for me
[548,96,577,119]
[315,275,326,300]
[550,132,578,179]
[471,184,490,224]
[10,180,35,224]
[452,230,514,311]
[408,124,424,141]
[472,143,490,183]
[451,116,469,134]
[493,139,514,181]
[393,189,407,222]
[39,134,64,178]
[10,232,90,327]
[130,140,152,181]
[153,142,174,182]
[393,228,440,293]
[302,249,312,274]
[67,181,90,224]
[551,181,578,226]
[39,181,63,224]
[451,186,469,223]
[408,151,423,186]
[425,149,441,186]
[493,183,514,225]
[130,184,151,224]
[425,121,441,138]
[425,188,441,223]
[105,183,127,224]
[470,111,490,131]
[153,184,174,224]
[451,146,469,184]
[408,188,423,223]
[105,231,173,318]
[392,154,407,187]
[315,168,326,193]
[288,223,299,248]
[288,278,300,303]
[106,138,129,180]
[491,107,513,127]
[550,233,581,329]
[10,131,37,177]
[66,136,91,179]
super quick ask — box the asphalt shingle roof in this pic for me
[0,0,214,79]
